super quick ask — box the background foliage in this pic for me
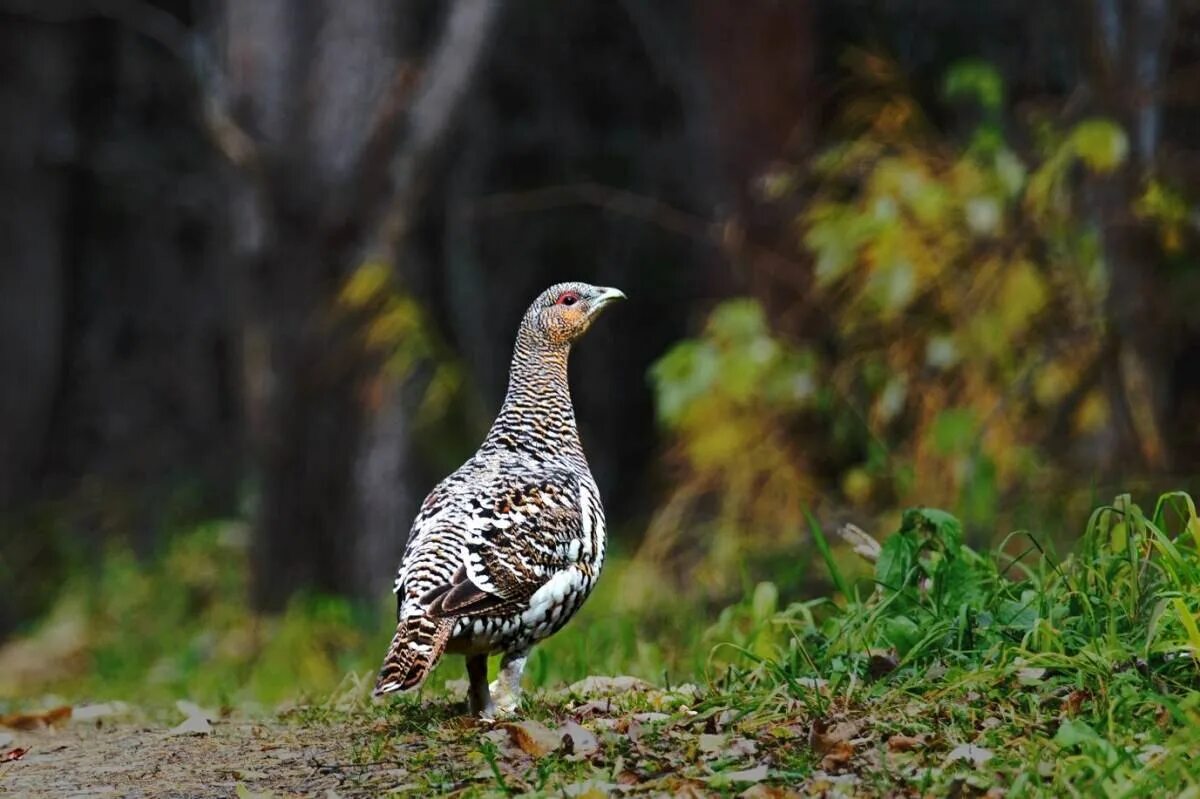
[0,0,1197,718]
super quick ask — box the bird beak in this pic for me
[591,286,627,309]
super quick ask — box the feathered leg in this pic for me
[488,648,529,716]
[374,615,454,696]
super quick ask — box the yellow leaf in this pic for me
[339,261,392,309]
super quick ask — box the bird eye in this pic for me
[556,291,580,306]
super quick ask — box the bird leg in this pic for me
[466,654,493,717]
[488,649,528,716]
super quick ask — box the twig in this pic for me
[469,181,809,290]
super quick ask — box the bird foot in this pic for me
[486,679,520,717]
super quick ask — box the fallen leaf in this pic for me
[573,698,616,716]
[1062,690,1090,717]
[797,677,829,693]
[560,721,599,759]
[567,676,652,698]
[712,764,769,783]
[741,785,801,799]
[887,733,925,752]
[1017,666,1047,684]
[503,720,562,757]
[2,747,28,762]
[168,700,214,737]
[0,706,71,730]
[561,780,619,798]
[946,743,993,766]
[168,715,212,736]
[819,740,855,770]
[631,712,670,724]
[73,702,130,722]
[700,733,758,759]
[810,718,860,771]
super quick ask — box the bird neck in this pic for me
[483,331,581,455]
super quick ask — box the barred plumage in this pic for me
[374,282,625,716]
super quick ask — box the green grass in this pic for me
[3,492,1199,796]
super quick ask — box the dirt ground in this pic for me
[0,716,387,798]
[0,682,827,798]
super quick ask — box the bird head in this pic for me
[522,282,626,347]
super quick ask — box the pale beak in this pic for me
[590,286,627,308]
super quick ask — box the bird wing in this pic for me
[417,469,598,620]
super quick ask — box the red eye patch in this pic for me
[556,291,580,306]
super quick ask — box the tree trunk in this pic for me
[222,0,504,610]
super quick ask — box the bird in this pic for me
[373,281,626,716]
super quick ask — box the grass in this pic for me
[3,492,1200,796]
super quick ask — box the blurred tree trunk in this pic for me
[0,4,240,528]
[0,14,71,510]
[221,0,502,609]
[0,10,74,638]
[1079,0,1176,471]
[0,1,241,636]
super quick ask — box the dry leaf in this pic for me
[1017,667,1046,684]
[73,702,130,722]
[811,718,859,770]
[503,720,562,757]
[713,764,769,783]
[1062,690,1090,717]
[741,784,801,799]
[567,676,651,698]
[0,706,71,730]
[168,700,214,737]
[168,715,212,736]
[2,747,28,762]
[561,780,618,798]
[819,740,855,770]
[734,782,801,791]
[887,733,925,752]
[945,743,993,766]
[559,721,599,758]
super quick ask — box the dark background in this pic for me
[1,0,1197,643]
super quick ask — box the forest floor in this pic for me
[0,674,960,798]
[4,496,1200,796]
[7,665,1196,799]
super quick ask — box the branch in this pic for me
[364,0,505,256]
[469,182,810,291]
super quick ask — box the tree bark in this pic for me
[221,0,504,609]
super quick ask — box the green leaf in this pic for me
[876,532,917,592]
[900,507,964,555]
[880,615,922,654]
[648,340,719,426]
[944,59,1004,112]
[1068,119,1128,173]
[1054,719,1101,748]
[930,408,977,455]
[706,298,769,344]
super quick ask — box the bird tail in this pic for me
[373,614,454,696]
